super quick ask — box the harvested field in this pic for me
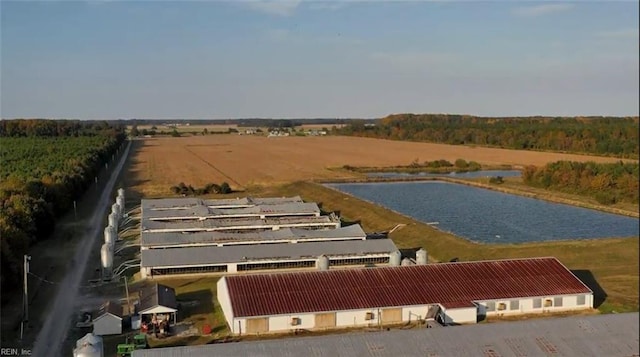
[130,135,635,196]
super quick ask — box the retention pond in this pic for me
[326,181,639,244]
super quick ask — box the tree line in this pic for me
[522,161,639,205]
[0,119,126,301]
[170,182,232,196]
[336,114,639,158]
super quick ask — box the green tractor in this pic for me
[116,344,135,357]
[117,334,148,356]
[133,334,148,349]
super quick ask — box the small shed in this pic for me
[92,300,123,336]
[136,283,177,325]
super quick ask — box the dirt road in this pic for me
[31,140,131,357]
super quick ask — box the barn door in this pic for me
[315,312,336,328]
[381,308,402,324]
[246,318,269,334]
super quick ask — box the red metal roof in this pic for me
[224,257,592,318]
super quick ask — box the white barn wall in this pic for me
[402,305,434,322]
[269,313,316,331]
[224,294,594,334]
[476,293,593,317]
[216,278,236,333]
[234,318,246,335]
[442,307,477,325]
[336,309,378,327]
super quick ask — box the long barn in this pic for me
[217,257,593,334]
[138,197,399,278]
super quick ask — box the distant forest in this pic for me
[523,161,639,205]
[336,114,639,158]
[119,118,356,127]
[0,119,126,300]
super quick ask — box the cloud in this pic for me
[244,0,302,16]
[595,28,640,39]
[512,4,574,17]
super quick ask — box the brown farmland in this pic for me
[129,135,634,196]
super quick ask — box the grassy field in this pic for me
[130,135,634,197]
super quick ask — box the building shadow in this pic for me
[571,270,607,308]
[399,248,422,260]
[176,289,214,319]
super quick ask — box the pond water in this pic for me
[366,170,521,179]
[326,181,639,244]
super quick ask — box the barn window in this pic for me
[290,317,301,326]
[544,299,553,307]
[510,300,519,310]
[365,312,375,321]
[577,295,586,305]
[497,303,507,311]
[486,301,496,312]
[554,297,563,307]
[533,298,542,308]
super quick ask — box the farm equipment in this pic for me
[133,334,148,349]
[117,334,148,356]
[116,343,135,357]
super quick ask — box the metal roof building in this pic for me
[141,225,367,248]
[217,257,594,334]
[141,238,398,278]
[132,312,639,357]
[141,214,341,233]
[141,196,304,211]
[138,197,398,279]
[143,202,321,221]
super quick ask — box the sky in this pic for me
[1,1,638,119]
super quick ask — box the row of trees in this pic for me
[522,161,639,205]
[0,119,120,137]
[344,158,483,173]
[0,120,126,301]
[170,182,232,196]
[337,115,639,158]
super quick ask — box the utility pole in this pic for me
[21,255,30,340]
[124,276,131,316]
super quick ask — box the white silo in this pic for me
[73,343,102,357]
[401,258,413,266]
[75,333,103,350]
[389,250,402,266]
[116,195,125,215]
[416,248,428,265]
[316,255,330,271]
[111,203,120,220]
[104,226,116,246]
[108,213,118,232]
[101,244,113,280]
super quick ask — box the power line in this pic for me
[27,272,106,289]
